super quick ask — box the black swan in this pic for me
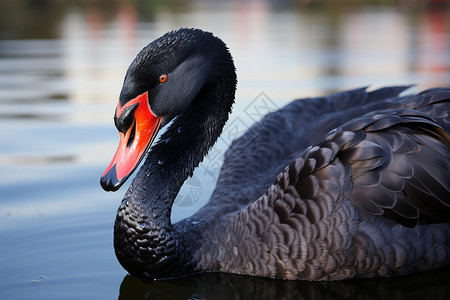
[101,28,450,280]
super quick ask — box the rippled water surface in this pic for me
[1,1,450,299]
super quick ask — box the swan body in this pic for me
[101,28,450,280]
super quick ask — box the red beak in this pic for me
[101,92,161,191]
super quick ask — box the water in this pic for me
[1,1,449,299]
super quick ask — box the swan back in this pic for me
[176,87,450,280]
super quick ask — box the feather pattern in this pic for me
[109,28,450,281]
[184,87,450,280]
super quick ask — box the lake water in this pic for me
[1,1,450,299]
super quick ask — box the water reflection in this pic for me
[119,265,450,300]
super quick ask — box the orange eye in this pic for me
[159,74,168,83]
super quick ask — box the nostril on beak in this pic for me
[126,122,136,148]
[115,102,139,133]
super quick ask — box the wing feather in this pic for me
[338,109,450,226]
[255,106,450,229]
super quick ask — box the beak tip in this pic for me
[100,165,122,192]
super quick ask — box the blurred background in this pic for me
[0,0,449,299]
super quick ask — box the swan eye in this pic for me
[159,74,168,83]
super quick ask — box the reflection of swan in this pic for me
[118,265,450,299]
[101,28,450,280]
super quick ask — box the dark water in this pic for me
[1,1,449,299]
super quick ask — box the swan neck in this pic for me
[114,54,236,278]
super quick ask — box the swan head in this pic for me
[100,28,234,192]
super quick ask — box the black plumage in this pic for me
[102,28,450,280]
